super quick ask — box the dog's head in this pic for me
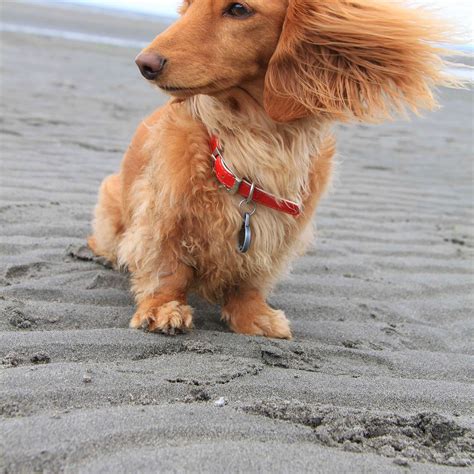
[136,1,287,98]
[137,0,452,122]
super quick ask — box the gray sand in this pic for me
[1,2,473,473]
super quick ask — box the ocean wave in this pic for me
[0,22,147,49]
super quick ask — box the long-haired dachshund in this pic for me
[88,0,452,339]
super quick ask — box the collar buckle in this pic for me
[210,134,301,217]
[226,179,242,195]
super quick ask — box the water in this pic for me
[0,22,148,49]
[27,0,181,18]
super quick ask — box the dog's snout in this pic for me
[135,53,167,81]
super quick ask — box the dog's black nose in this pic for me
[135,53,167,80]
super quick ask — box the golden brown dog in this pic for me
[89,0,452,339]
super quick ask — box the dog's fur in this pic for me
[89,0,452,338]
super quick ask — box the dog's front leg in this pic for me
[222,288,292,339]
[129,263,194,335]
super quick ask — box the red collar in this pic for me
[209,135,302,217]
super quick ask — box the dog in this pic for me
[88,0,452,339]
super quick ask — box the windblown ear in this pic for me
[264,0,453,123]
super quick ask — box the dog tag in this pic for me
[238,212,252,253]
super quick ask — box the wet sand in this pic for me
[1,2,473,472]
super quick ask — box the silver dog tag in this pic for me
[238,212,252,253]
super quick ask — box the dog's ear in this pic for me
[264,0,453,123]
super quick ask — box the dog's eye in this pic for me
[224,3,253,18]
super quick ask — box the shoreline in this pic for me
[16,0,178,22]
[1,0,170,47]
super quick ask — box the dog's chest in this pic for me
[175,137,309,296]
[139,98,319,297]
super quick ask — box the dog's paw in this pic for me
[130,300,193,335]
[222,308,292,339]
[87,235,98,255]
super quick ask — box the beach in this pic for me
[0,2,473,472]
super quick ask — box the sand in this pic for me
[1,2,473,472]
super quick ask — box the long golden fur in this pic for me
[89,0,452,339]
